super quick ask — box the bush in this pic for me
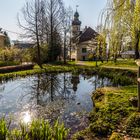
[0,61,20,67]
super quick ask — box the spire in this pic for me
[76,5,79,12]
[74,5,79,18]
[72,5,81,26]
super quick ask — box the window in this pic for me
[82,48,87,53]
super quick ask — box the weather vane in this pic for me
[76,5,79,11]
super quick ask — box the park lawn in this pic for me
[84,59,137,67]
[73,59,138,71]
[82,61,103,66]
[73,85,140,140]
[101,59,137,68]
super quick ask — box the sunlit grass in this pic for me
[0,118,69,140]
[102,59,137,68]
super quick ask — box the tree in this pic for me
[18,0,66,63]
[99,0,136,61]
[3,31,11,47]
[62,7,73,64]
[18,0,48,67]
[132,0,140,59]
[43,0,65,62]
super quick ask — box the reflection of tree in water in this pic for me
[71,74,80,92]
[0,80,6,100]
[21,73,80,120]
[30,73,78,104]
[88,75,112,90]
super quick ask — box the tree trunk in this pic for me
[35,1,42,68]
[64,30,67,64]
[135,32,140,59]
[137,67,140,112]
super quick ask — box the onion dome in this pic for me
[72,11,81,25]
[74,11,79,18]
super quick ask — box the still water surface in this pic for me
[0,73,112,133]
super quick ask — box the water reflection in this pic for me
[0,72,112,134]
[21,111,32,124]
[29,73,80,104]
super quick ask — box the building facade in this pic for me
[71,10,98,61]
[0,33,5,47]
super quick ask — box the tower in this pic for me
[72,9,81,37]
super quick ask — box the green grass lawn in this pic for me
[73,59,138,71]
[84,59,137,67]
[102,59,137,68]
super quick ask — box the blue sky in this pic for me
[0,0,107,40]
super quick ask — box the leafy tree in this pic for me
[132,0,140,59]
[99,0,138,60]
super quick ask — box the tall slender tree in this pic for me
[18,0,45,67]
[18,0,66,64]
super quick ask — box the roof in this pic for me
[72,19,81,25]
[74,11,79,18]
[78,27,98,43]
[72,11,81,25]
[13,41,35,49]
[121,51,135,55]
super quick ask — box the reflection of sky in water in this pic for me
[0,73,112,129]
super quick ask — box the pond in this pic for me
[0,73,113,135]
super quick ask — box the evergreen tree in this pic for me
[3,31,11,47]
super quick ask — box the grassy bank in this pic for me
[0,64,98,81]
[0,62,137,82]
[73,86,140,140]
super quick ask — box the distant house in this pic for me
[13,40,34,49]
[121,51,135,58]
[71,10,98,61]
[0,33,5,47]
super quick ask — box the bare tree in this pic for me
[18,0,70,63]
[18,0,45,67]
[62,7,73,64]
[44,0,65,62]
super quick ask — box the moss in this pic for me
[125,112,140,138]
[109,132,123,140]
[72,128,95,140]
[92,88,105,102]
[89,86,137,137]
